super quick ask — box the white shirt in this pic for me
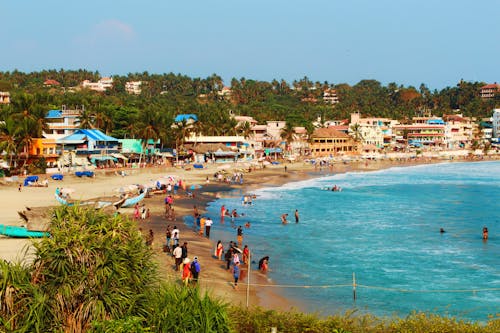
[172,228,180,239]
[173,246,182,258]
[205,219,213,227]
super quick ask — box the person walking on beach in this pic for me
[172,226,180,246]
[182,258,191,286]
[181,242,188,268]
[237,225,243,247]
[190,256,201,284]
[233,262,240,290]
[215,240,224,260]
[225,247,234,270]
[133,203,140,219]
[165,225,172,251]
[205,217,213,238]
[294,209,299,223]
[242,245,249,264]
[199,216,206,236]
[173,245,183,271]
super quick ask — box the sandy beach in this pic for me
[1,156,496,312]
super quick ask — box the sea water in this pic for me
[195,161,500,321]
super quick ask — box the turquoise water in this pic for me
[198,161,500,321]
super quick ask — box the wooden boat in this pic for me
[0,224,49,238]
[54,189,146,208]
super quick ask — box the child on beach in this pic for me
[232,262,240,290]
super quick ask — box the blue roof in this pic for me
[59,129,119,143]
[46,109,62,119]
[174,114,198,122]
[427,119,445,125]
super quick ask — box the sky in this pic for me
[1,0,499,90]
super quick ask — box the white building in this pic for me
[43,105,84,140]
[0,91,10,104]
[125,81,142,95]
[493,109,500,139]
[82,77,114,92]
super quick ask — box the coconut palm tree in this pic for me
[280,122,296,154]
[0,117,19,168]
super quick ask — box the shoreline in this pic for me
[1,156,498,314]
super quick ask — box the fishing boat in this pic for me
[54,189,147,208]
[0,224,49,238]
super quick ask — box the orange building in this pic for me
[28,138,59,167]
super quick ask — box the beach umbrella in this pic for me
[232,246,243,253]
[190,184,202,190]
[217,164,231,170]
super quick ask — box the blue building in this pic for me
[57,129,121,164]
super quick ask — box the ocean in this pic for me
[189,161,500,321]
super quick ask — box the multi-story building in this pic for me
[392,119,446,147]
[0,92,10,104]
[28,138,59,167]
[82,77,114,92]
[323,88,339,104]
[480,83,500,99]
[44,105,84,140]
[443,114,475,149]
[492,109,500,138]
[125,81,142,94]
[349,113,392,148]
[310,127,356,157]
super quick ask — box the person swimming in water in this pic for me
[482,226,488,240]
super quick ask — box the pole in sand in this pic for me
[352,272,357,302]
[246,250,251,308]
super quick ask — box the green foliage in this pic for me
[228,307,499,333]
[143,284,230,332]
[0,206,231,332]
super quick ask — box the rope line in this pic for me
[167,275,500,294]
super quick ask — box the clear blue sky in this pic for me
[2,0,499,90]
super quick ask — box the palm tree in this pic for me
[0,117,19,169]
[170,119,192,165]
[280,122,296,154]
[135,109,162,167]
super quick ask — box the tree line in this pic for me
[0,70,498,170]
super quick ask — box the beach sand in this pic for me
[0,156,493,312]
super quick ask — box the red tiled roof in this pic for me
[44,79,60,85]
[481,83,500,90]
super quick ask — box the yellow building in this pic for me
[28,138,59,167]
[310,128,357,157]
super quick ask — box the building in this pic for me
[443,114,475,149]
[323,88,339,104]
[480,83,500,99]
[44,106,83,140]
[310,127,356,157]
[493,109,500,139]
[183,134,252,162]
[43,79,60,87]
[0,92,10,104]
[125,81,142,95]
[349,113,393,148]
[392,120,446,147]
[57,129,121,166]
[81,77,114,92]
[28,138,59,167]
